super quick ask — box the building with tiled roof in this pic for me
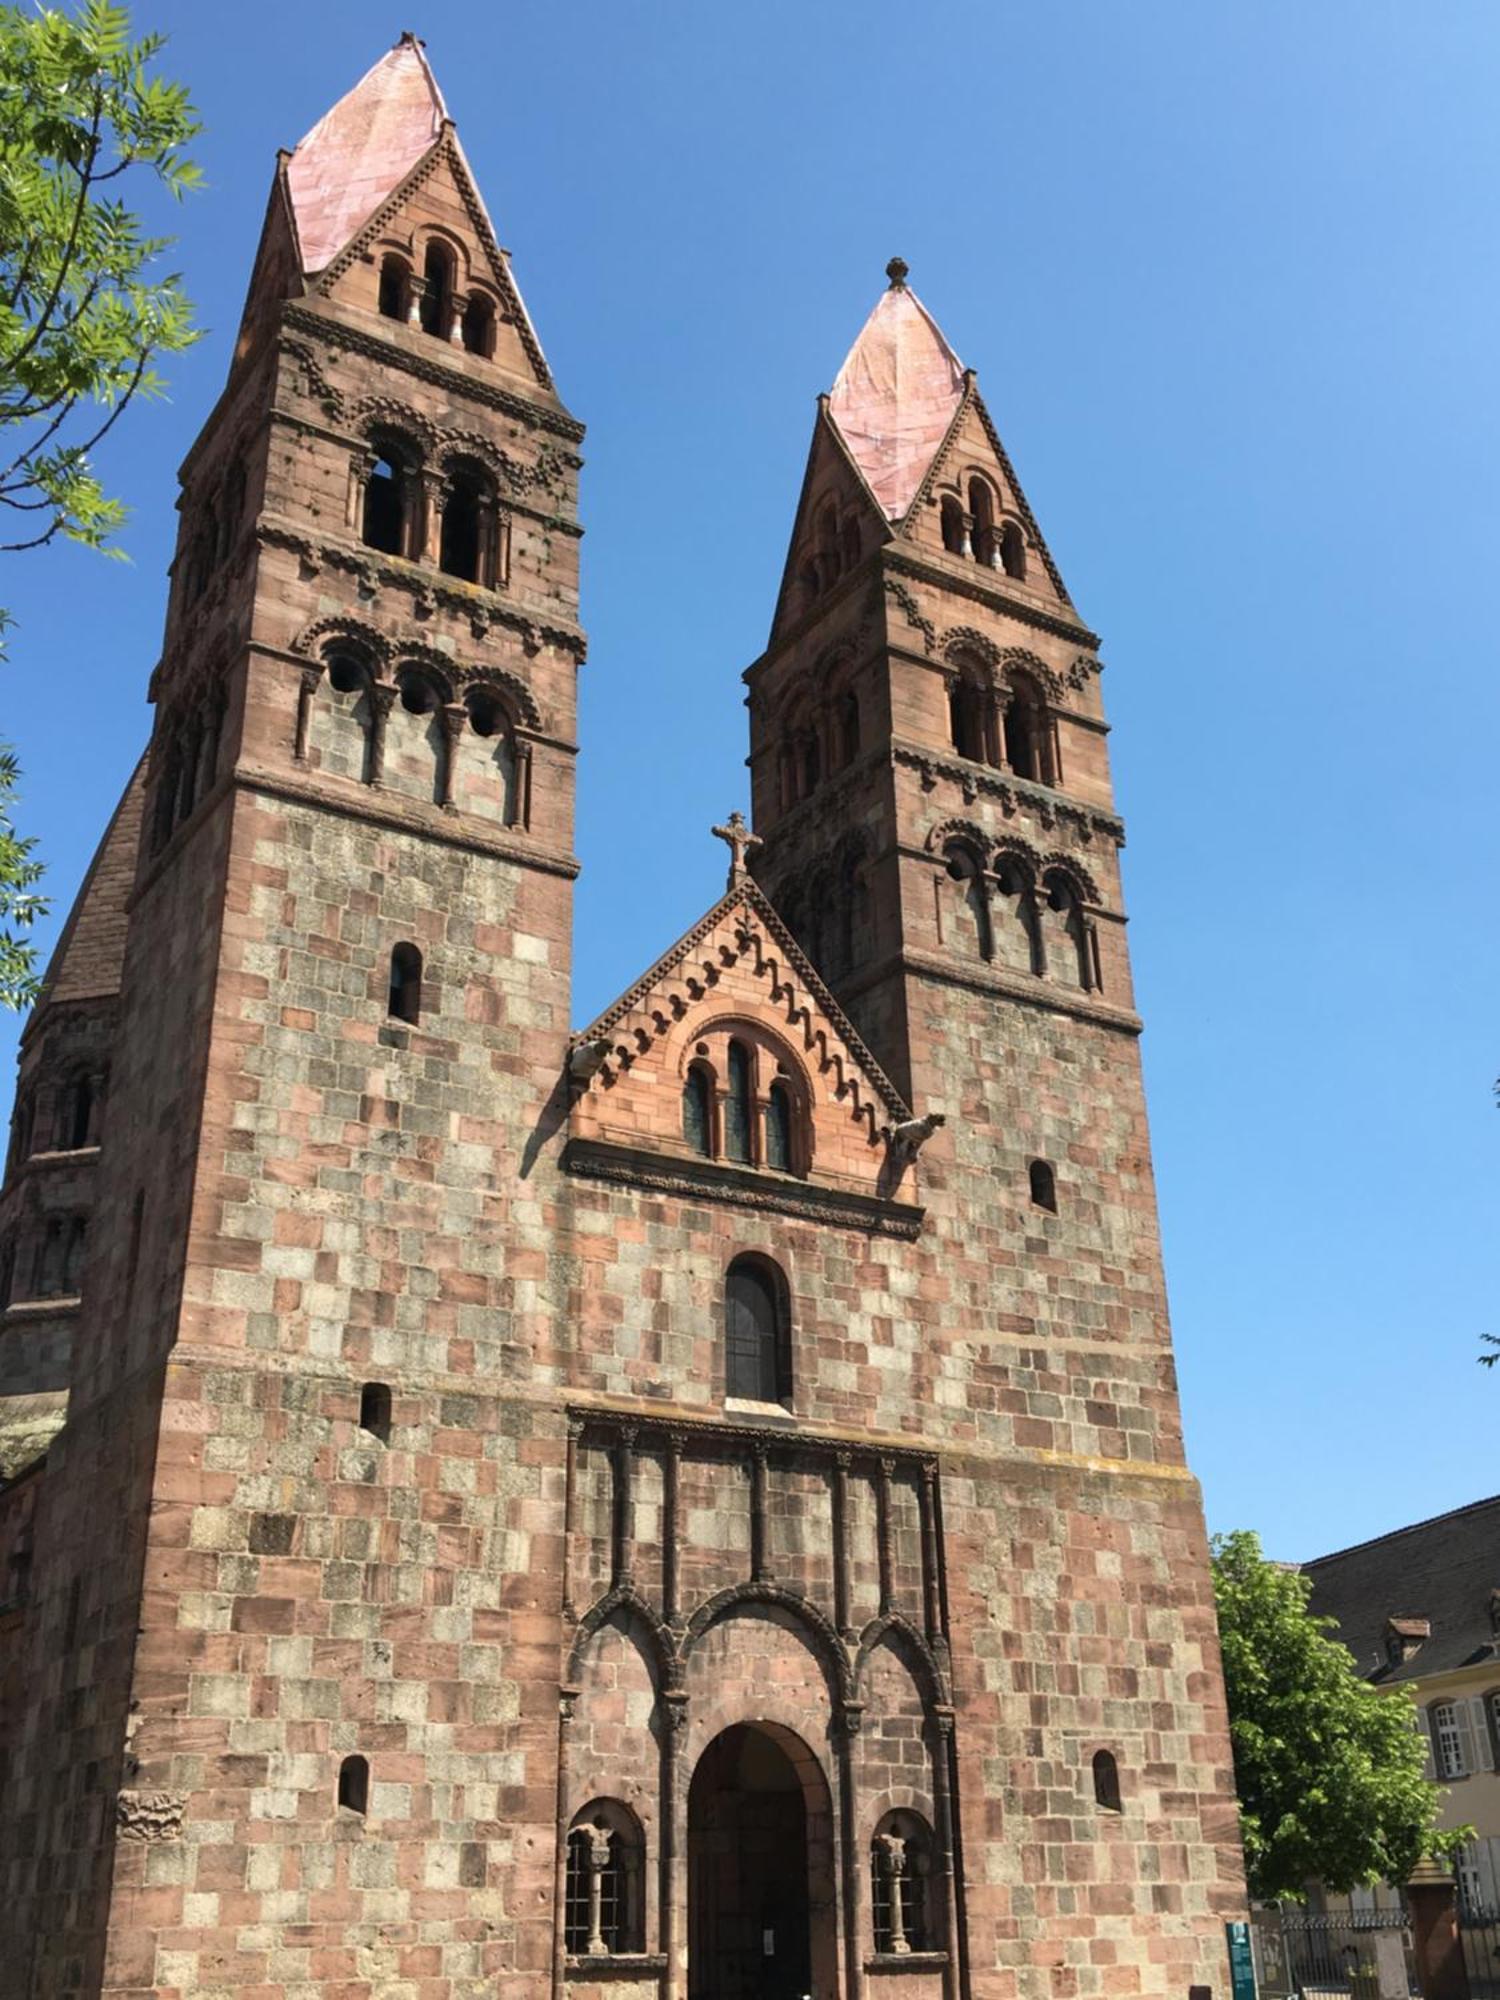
[0,33,1247,1997]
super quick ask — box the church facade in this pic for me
[0,37,1245,2000]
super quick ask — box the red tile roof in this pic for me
[285,35,446,275]
[827,279,965,521]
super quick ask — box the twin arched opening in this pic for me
[941,476,1027,579]
[947,654,1058,787]
[355,430,509,590]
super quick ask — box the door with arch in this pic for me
[688,1721,835,1999]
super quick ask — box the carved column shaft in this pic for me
[662,1435,681,1625]
[932,1711,961,2000]
[833,1452,853,1639]
[876,1456,895,1617]
[918,1461,943,1643]
[612,1427,636,1590]
[750,1443,770,1583]
[367,684,395,785]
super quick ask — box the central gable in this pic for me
[568,884,923,1226]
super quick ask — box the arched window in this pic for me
[338,1754,369,1814]
[61,1217,86,1296]
[361,452,407,556]
[841,515,862,572]
[992,858,1040,975]
[682,1064,713,1157]
[464,687,519,825]
[940,494,966,556]
[387,942,423,1024]
[724,1040,753,1164]
[419,239,455,339]
[1003,673,1050,784]
[765,1079,793,1173]
[1029,1159,1057,1213]
[377,254,408,322]
[969,478,997,567]
[871,1810,937,1955]
[799,729,821,798]
[836,690,860,768]
[439,464,493,585]
[1001,519,1027,579]
[948,673,988,764]
[1092,1749,1122,1812]
[725,1254,790,1404]
[462,293,495,357]
[1041,872,1091,991]
[59,1076,94,1151]
[564,1802,645,1957]
[359,1382,391,1444]
[943,844,991,961]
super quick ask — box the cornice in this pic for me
[280,301,584,443]
[566,1397,937,1468]
[838,945,1143,1036]
[563,1138,924,1240]
[254,518,587,660]
[882,549,1099,649]
[890,741,1124,846]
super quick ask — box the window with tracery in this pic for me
[871,1810,937,1955]
[564,1802,644,1956]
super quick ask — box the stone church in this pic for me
[0,34,1245,2000]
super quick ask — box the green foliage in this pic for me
[1480,1333,1497,1369]
[1212,1530,1468,1902]
[0,0,200,553]
[0,1,200,1007]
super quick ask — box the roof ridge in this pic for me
[1302,1489,1500,1569]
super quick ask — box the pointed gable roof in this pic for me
[827,265,966,524]
[574,877,912,1140]
[285,34,447,275]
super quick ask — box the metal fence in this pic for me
[1251,1907,1419,2000]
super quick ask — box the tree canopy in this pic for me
[0,0,200,1008]
[1212,1529,1466,1902]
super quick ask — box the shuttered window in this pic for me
[725,1257,787,1403]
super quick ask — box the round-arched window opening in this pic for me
[467,691,507,739]
[377,255,408,322]
[1047,882,1073,913]
[399,674,439,716]
[462,294,495,357]
[1001,520,1027,579]
[328,654,367,696]
[1092,1748,1122,1812]
[362,455,404,556]
[419,240,455,338]
[1029,1159,1057,1213]
[338,1753,369,1815]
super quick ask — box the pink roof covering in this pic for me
[828,284,965,520]
[286,36,447,274]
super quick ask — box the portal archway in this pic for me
[688,1720,836,1999]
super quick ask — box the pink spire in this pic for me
[827,260,965,521]
[285,35,447,275]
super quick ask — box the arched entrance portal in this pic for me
[688,1721,835,1999]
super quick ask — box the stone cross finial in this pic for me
[712,810,761,888]
[886,256,909,290]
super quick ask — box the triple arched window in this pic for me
[938,840,1100,991]
[797,498,866,610]
[725,1253,792,1405]
[375,239,499,358]
[939,476,1028,579]
[776,679,863,812]
[148,691,228,856]
[300,641,529,828]
[564,1801,645,1957]
[680,1032,808,1178]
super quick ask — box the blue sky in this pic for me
[3,1,1496,1560]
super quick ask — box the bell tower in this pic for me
[747,257,1123,1106]
[2,37,588,1992]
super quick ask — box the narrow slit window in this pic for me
[765,1080,793,1173]
[359,1382,391,1444]
[1029,1160,1057,1213]
[338,1754,369,1814]
[388,942,423,1025]
[419,241,454,338]
[683,1065,713,1158]
[1092,1748,1122,1812]
[724,1040,752,1165]
[377,255,407,321]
